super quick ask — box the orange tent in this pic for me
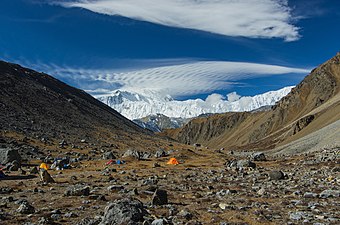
[39,163,49,170]
[166,158,179,165]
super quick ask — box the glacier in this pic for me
[96,86,294,120]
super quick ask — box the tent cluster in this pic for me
[106,159,126,165]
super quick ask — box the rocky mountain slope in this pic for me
[97,86,293,120]
[133,114,190,132]
[163,53,340,150]
[0,60,168,151]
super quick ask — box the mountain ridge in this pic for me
[97,86,294,120]
[162,53,340,150]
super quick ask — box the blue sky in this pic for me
[1,0,340,100]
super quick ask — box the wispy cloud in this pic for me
[56,0,300,41]
[29,60,309,98]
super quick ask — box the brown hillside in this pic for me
[0,60,170,151]
[162,53,340,150]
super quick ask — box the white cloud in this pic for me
[57,0,300,41]
[205,93,225,105]
[41,60,309,98]
[227,92,241,102]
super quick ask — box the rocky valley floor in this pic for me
[0,144,339,225]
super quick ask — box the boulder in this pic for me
[102,152,116,160]
[99,198,147,225]
[0,148,21,165]
[252,152,266,161]
[236,160,256,169]
[39,169,55,183]
[154,149,168,158]
[151,189,168,206]
[17,202,35,214]
[268,171,285,180]
[319,189,340,198]
[123,149,141,159]
[123,149,150,160]
[65,185,90,196]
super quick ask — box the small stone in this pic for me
[107,185,124,192]
[64,212,78,218]
[153,163,161,168]
[252,152,266,161]
[257,188,266,195]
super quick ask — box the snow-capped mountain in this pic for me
[96,86,294,120]
[133,114,190,132]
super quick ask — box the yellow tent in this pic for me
[166,158,179,165]
[39,163,49,170]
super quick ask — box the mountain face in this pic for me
[133,114,190,132]
[162,53,340,150]
[0,61,165,150]
[97,87,293,120]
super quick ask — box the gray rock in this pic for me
[77,217,101,225]
[39,169,55,183]
[107,185,124,192]
[152,189,168,206]
[65,185,90,196]
[252,152,266,161]
[102,152,116,160]
[289,211,308,220]
[268,171,285,180]
[151,219,167,225]
[303,192,318,198]
[154,149,168,158]
[99,198,147,225]
[0,148,21,165]
[178,209,193,220]
[64,212,79,218]
[122,149,151,160]
[17,202,35,214]
[236,160,256,169]
[319,189,340,198]
[0,187,13,194]
[123,149,141,159]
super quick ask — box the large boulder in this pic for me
[99,198,147,225]
[151,189,168,206]
[154,149,168,158]
[17,201,35,214]
[65,185,90,196]
[236,160,256,169]
[39,169,55,183]
[123,149,150,160]
[268,171,285,180]
[0,148,21,165]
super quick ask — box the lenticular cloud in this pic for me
[58,0,300,41]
